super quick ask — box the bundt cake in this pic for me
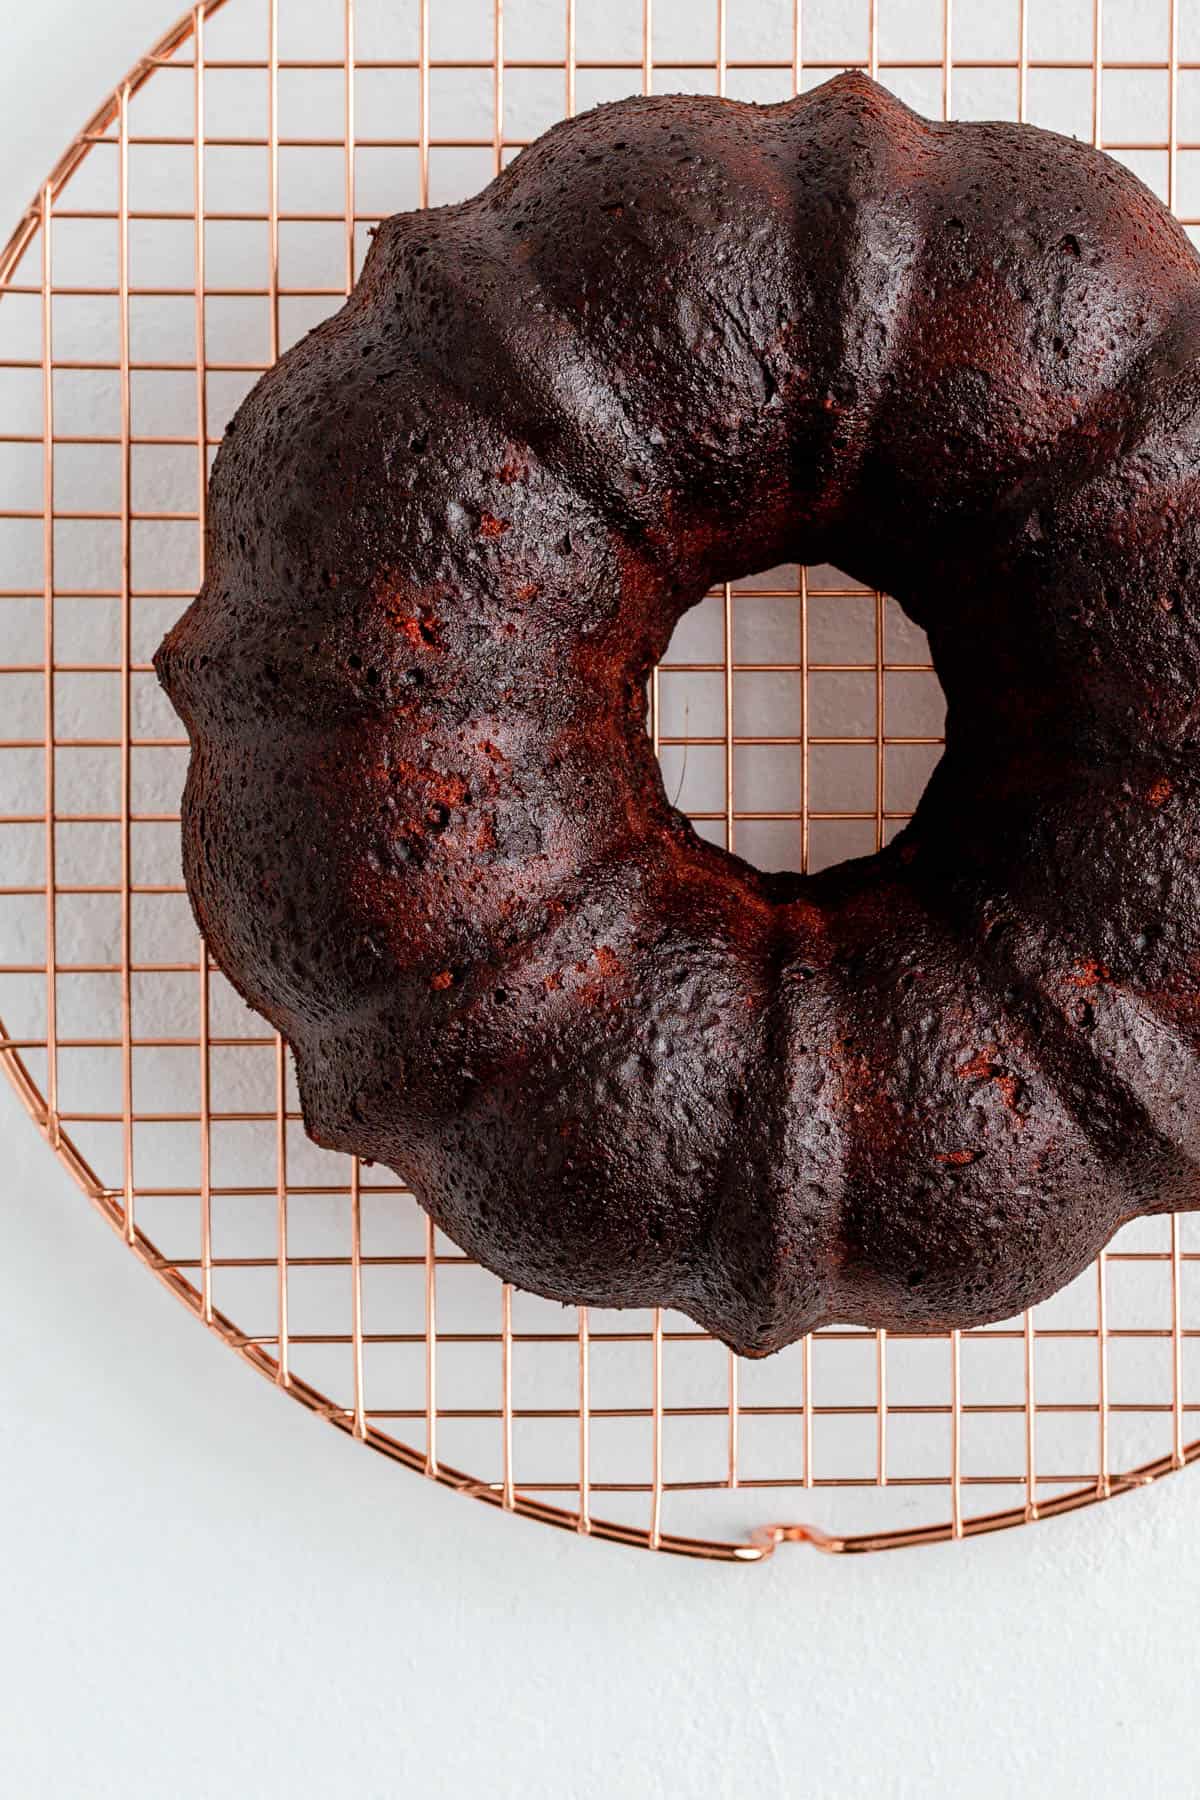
[156,72,1200,1357]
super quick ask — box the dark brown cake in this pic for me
[156,73,1200,1357]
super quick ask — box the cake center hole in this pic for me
[652,564,948,876]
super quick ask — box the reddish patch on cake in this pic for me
[935,1148,980,1166]
[995,1073,1026,1115]
[395,604,442,649]
[1146,776,1172,808]
[429,771,468,809]
[386,760,469,844]
[559,942,626,1007]
[957,1044,999,1082]
[955,1046,1027,1121]
[478,511,511,539]
[1067,958,1111,986]
[514,582,539,603]
[478,739,508,766]
[430,969,454,990]
[497,452,527,484]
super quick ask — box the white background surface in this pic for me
[2,3,1199,1796]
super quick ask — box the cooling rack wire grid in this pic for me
[3,0,1200,1560]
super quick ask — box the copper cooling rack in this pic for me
[3,0,1200,1561]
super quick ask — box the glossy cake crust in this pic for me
[157,74,1200,1356]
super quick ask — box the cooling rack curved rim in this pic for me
[2,0,1197,1560]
